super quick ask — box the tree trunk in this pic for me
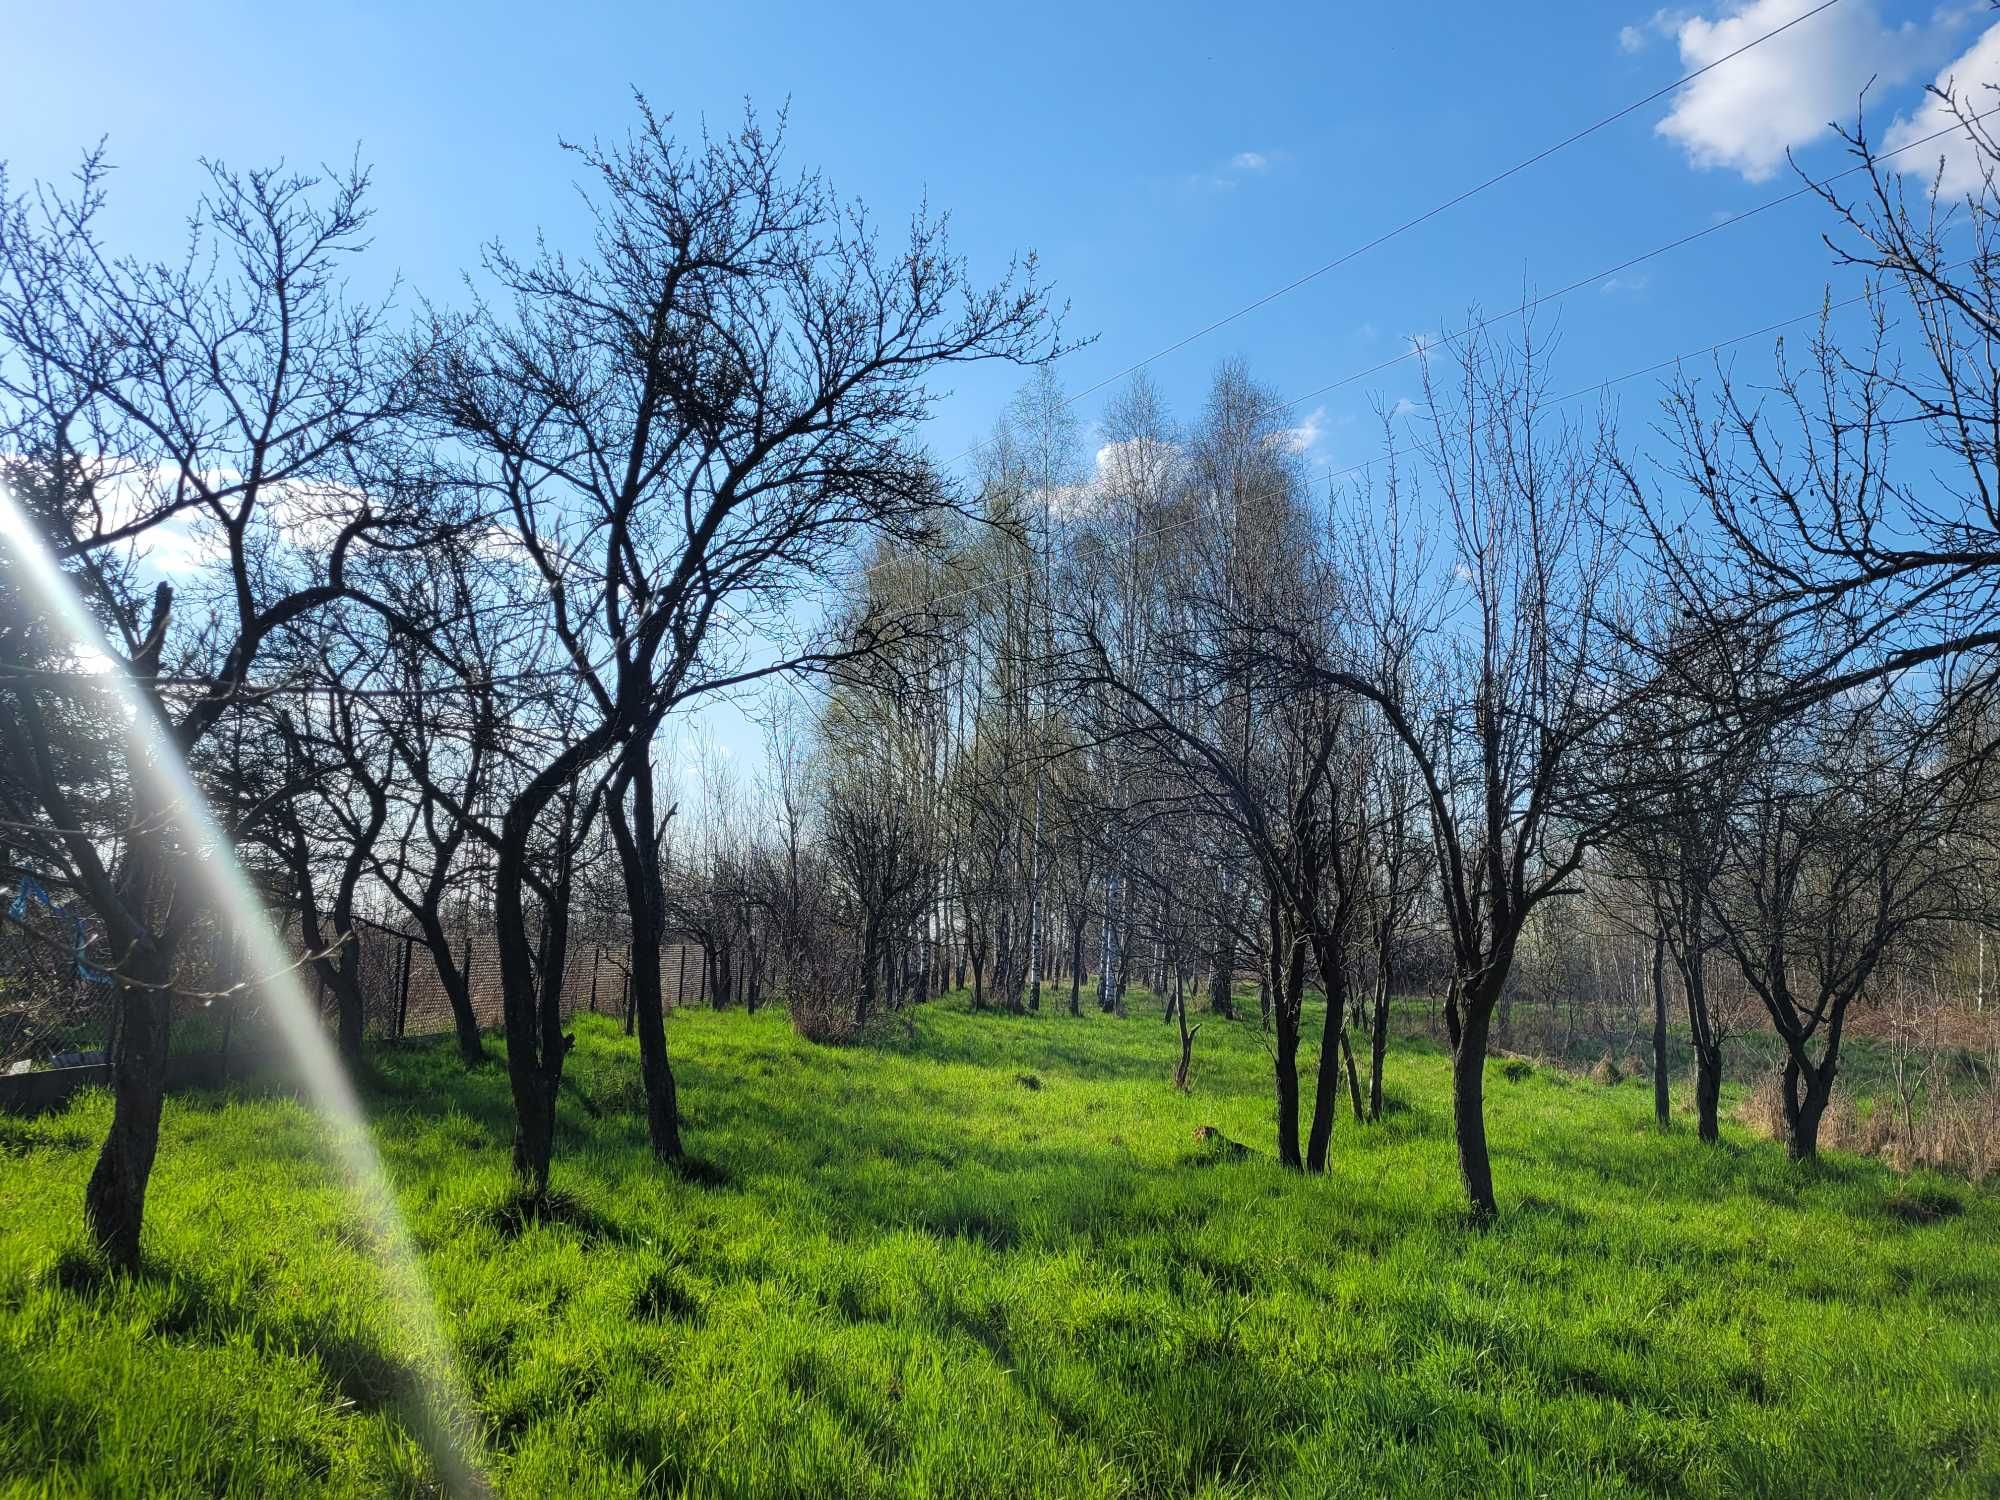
[288,836,365,1069]
[995,905,1015,1012]
[914,916,931,1007]
[1452,982,1498,1224]
[712,942,732,1011]
[1098,871,1118,1012]
[85,940,174,1270]
[1651,930,1671,1130]
[1368,956,1390,1122]
[1303,932,1350,1172]
[497,847,555,1193]
[1210,926,1235,1020]
[1172,973,1199,1090]
[1782,1052,1834,1163]
[420,908,484,1066]
[1274,1030,1301,1170]
[1341,1028,1365,1123]
[1068,919,1084,1017]
[1695,1052,1721,1143]
[1303,1010,1344,1172]
[609,758,683,1163]
[497,790,581,1196]
[332,946,365,1068]
[857,924,879,1026]
[1025,777,1045,1013]
[1271,935,1306,1170]
[1682,957,1722,1144]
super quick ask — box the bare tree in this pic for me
[367,555,524,1069]
[0,152,438,1267]
[1308,328,1629,1222]
[429,101,1060,1194]
[1071,363,1372,1170]
[1707,676,1996,1160]
[1642,102,2000,716]
[1599,607,1779,1139]
[606,729,681,1159]
[1359,714,1432,1120]
[257,630,397,1067]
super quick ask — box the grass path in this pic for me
[1,999,1994,1497]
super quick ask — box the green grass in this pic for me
[1,997,1995,1497]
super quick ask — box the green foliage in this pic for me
[1,1001,1995,1496]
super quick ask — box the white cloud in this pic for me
[1037,480,1099,520]
[1620,7,1692,54]
[1389,397,1421,420]
[1654,1,1969,182]
[1186,149,1281,192]
[141,512,227,576]
[1054,436,1185,521]
[1601,272,1652,295]
[1279,405,1326,454]
[1093,434,1176,474]
[1883,22,2000,197]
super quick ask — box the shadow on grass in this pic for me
[41,1244,463,1484]
[669,1153,734,1190]
[859,1012,1191,1084]
[345,1010,1948,1263]
[485,1185,622,1244]
[0,1117,95,1156]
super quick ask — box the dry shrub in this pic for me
[786,990,859,1046]
[1792,1096,1894,1165]
[1588,1054,1623,1087]
[1736,1071,1787,1141]
[1736,1064,1999,1184]
[1884,1090,2000,1182]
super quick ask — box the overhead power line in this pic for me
[1264,104,1999,425]
[936,0,1847,484]
[17,278,1925,707]
[855,105,1988,618]
[901,266,1944,622]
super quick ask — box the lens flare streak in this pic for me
[0,488,487,1494]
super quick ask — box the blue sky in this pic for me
[7,0,1998,769]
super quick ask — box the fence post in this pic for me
[396,936,413,1039]
[218,931,244,1079]
[676,944,687,1009]
[459,927,474,1024]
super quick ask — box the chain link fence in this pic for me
[1,887,707,1080]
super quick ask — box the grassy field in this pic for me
[1,997,1995,1498]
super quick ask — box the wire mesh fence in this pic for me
[0,899,117,1071]
[1,890,707,1078]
